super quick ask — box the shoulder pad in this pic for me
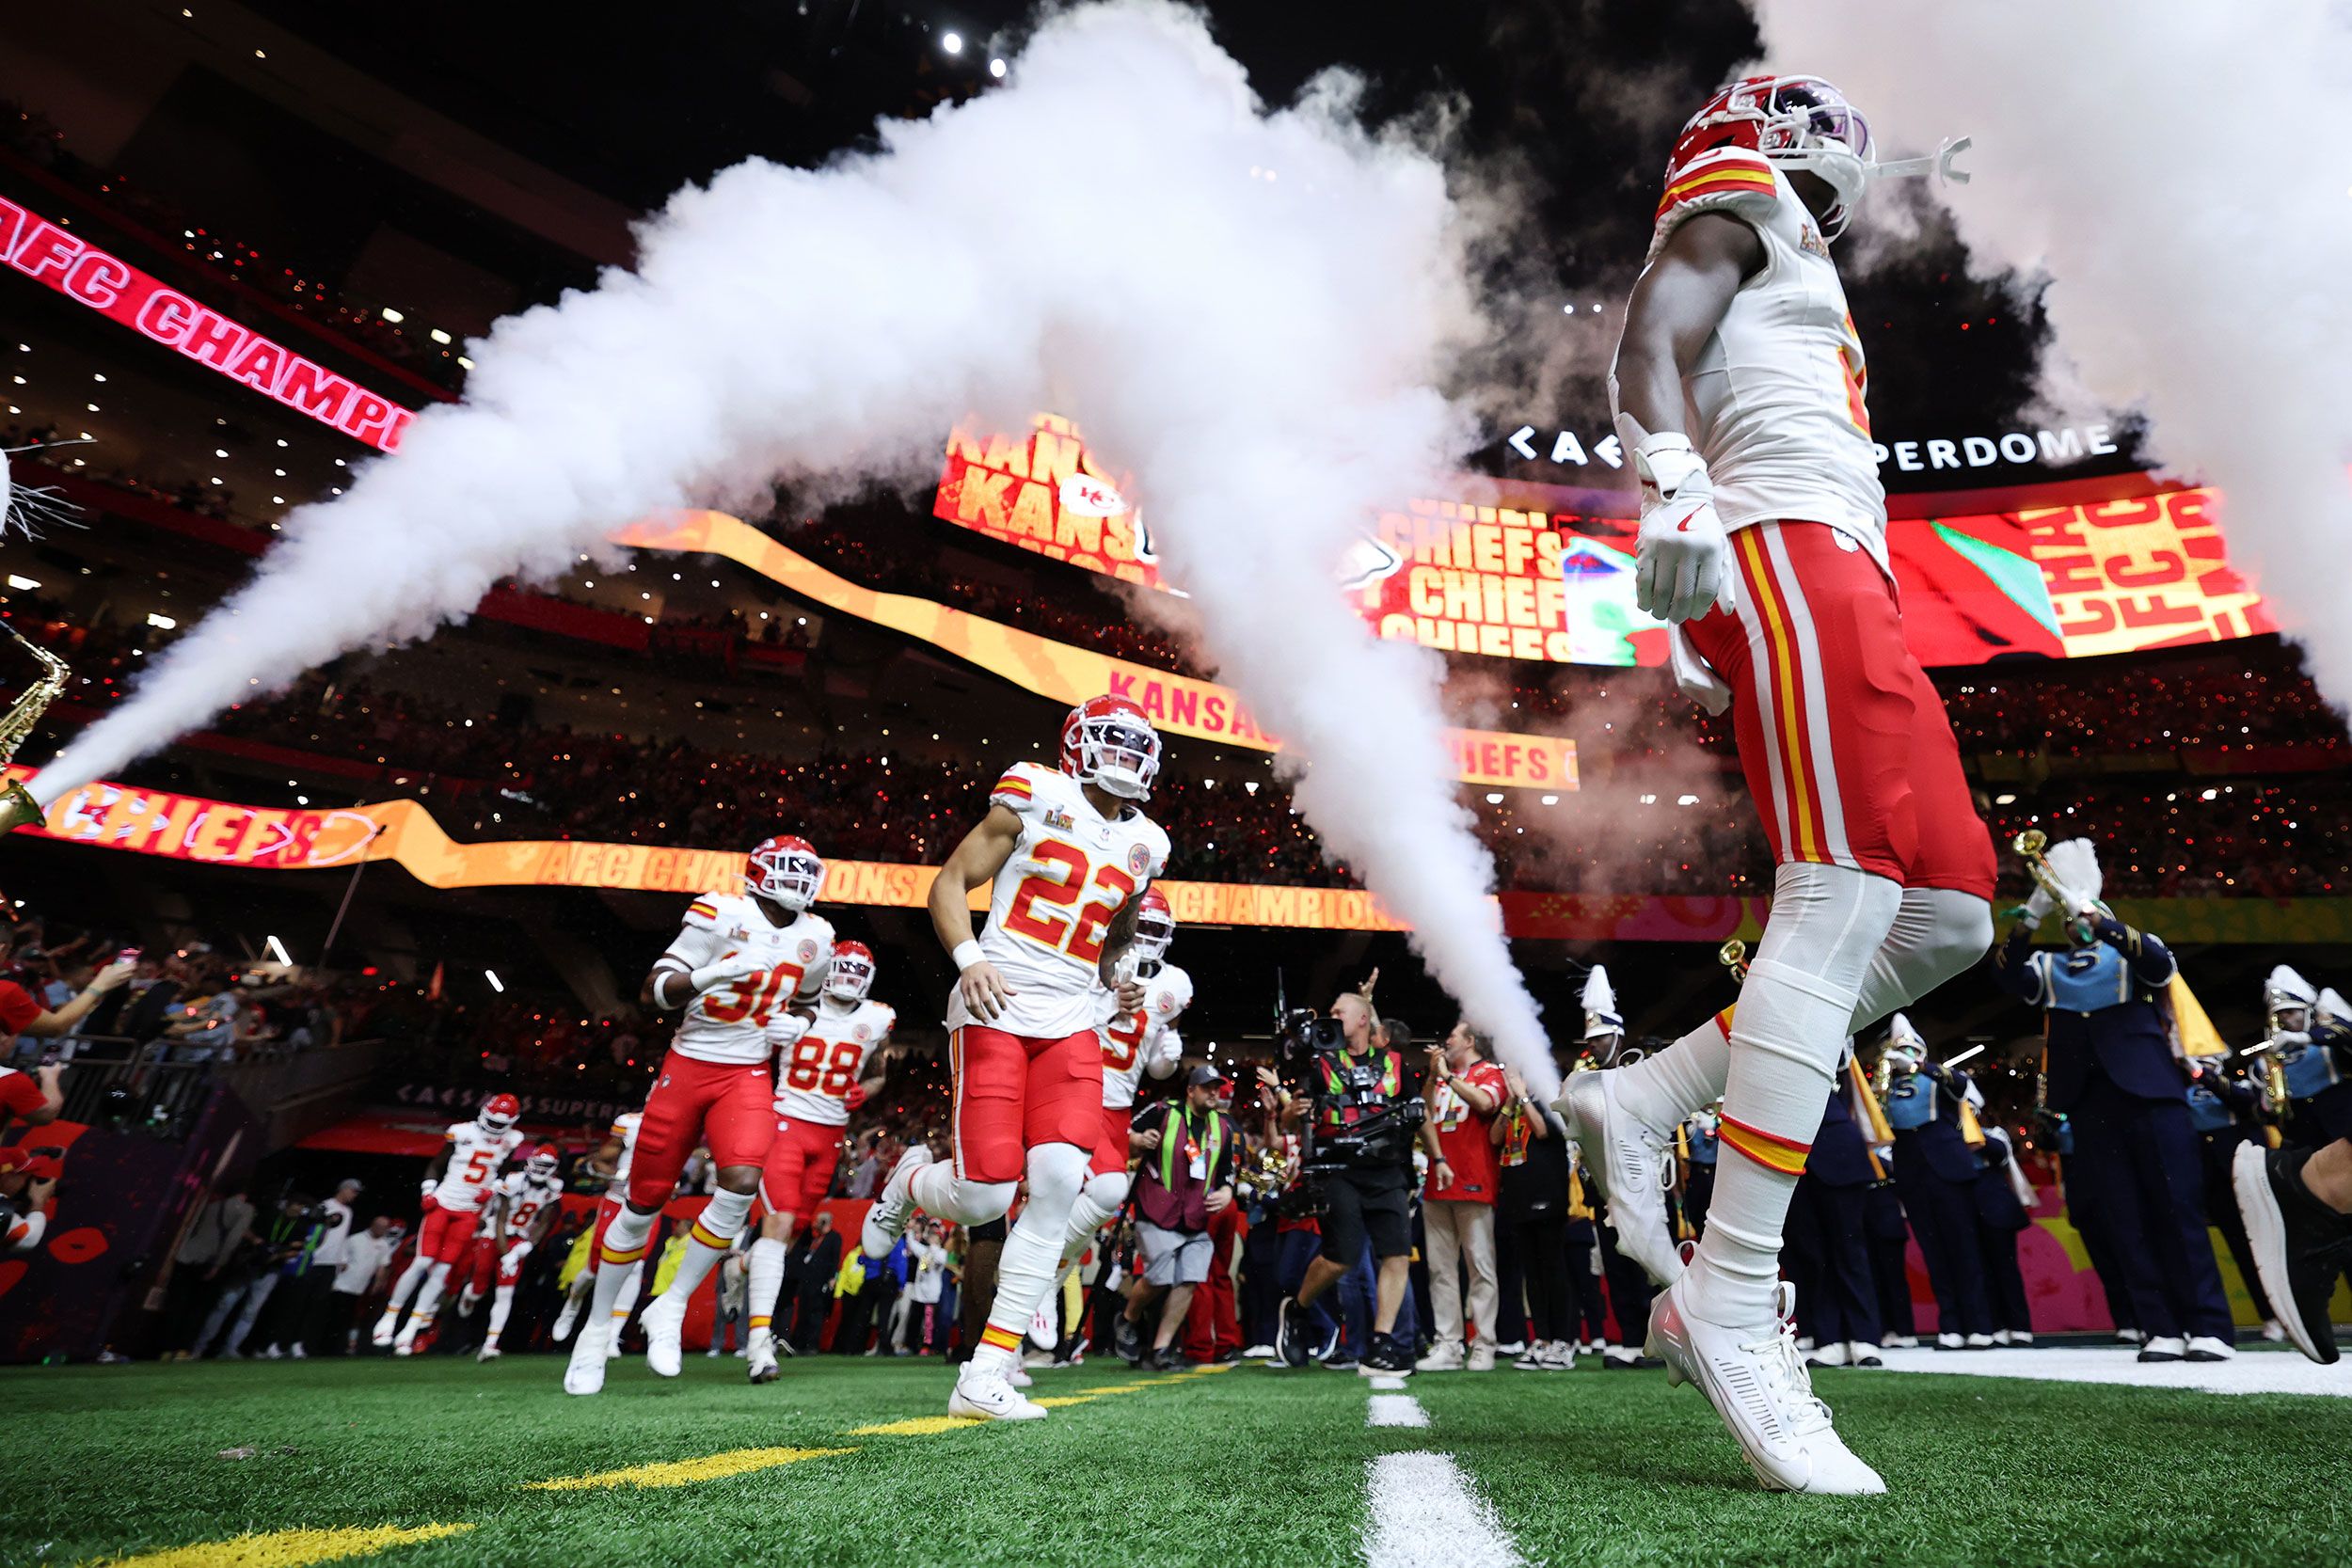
[1155,966,1194,1016]
[991,762,1050,815]
[1649,149,1782,263]
[683,894,729,932]
[445,1125,465,1143]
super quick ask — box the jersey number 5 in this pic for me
[703,963,808,1027]
[1002,840,1136,966]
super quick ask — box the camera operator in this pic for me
[1267,983,1424,1375]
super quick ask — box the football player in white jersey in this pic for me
[564,835,834,1395]
[375,1092,524,1354]
[550,1112,643,1343]
[864,693,1168,1420]
[468,1144,564,1360]
[744,939,894,1384]
[1056,887,1189,1281]
[1558,76,1995,1494]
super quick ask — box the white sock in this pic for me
[487,1284,516,1338]
[747,1236,788,1343]
[909,1163,1018,1227]
[975,1143,1088,1373]
[661,1189,755,1308]
[611,1260,644,1323]
[1613,885,1990,1134]
[1059,1172,1127,1277]
[586,1206,657,1331]
[1688,863,1899,1326]
[401,1263,453,1341]
[386,1255,432,1312]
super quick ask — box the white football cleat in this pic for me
[456,1291,479,1320]
[564,1322,611,1395]
[1645,1278,1884,1496]
[476,1342,501,1362]
[1556,1070,1682,1285]
[747,1335,781,1386]
[370,1312,397,1349]
[1028,1304,1058,1352]
[640,1291,688,1378]
[948,1363,1048,1421]
[862,1145,934,1259]
[392,1337,417,1358]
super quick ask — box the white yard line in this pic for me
[1367,1393,1429,1428]
[1366,1373,1408,1391]
[1364,1451,1525,1568]
[1867,1345,2352,1397]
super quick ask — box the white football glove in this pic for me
[690,952,763,994]
[768,1013,813,1051]
[504,1240,532,1263]
[1630,432,1735,626]
[2022,884,2056,925]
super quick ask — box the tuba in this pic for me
[0,619,69,834]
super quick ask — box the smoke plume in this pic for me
[1747,0,2352,709]
[33,2,1560,1089]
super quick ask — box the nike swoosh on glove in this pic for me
[1630,432,1736,626]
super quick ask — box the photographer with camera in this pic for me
[1266,980,1425,1375]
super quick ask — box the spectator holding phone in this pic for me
[0,927,138,1089]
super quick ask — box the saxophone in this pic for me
[0,618,70,834]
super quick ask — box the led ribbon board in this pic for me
[936,417,2274,668]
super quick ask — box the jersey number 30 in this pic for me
[703,963,808,1027]
[1003,840,1136,966]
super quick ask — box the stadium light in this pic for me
[6,575,39,591]
[147,612,177,629]
[380,307,405,324]
[990,57,1007,78]
[941,30,963,55]
[1942,1043,1986,1069]
[1485,792,1504,804]
[264,935,291,966]
[485,970,505,993]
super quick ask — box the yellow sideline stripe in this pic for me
[847,1415,975,1436]
[96,1524,473,1568]
[525,1446,850,1491]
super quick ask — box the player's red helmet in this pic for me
[1666,75,1872,238]
[1060,694,1160,801]
[525,1144,560,1179]
[827,940,877,1003]
[1132,885,1176,966]
[745,834,826,912]
[477,1092,521,1135]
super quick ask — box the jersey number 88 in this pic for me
[782,1036,864,1095]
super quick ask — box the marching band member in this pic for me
[1880,1019,1994,1350]
[1994,837,2233,1363]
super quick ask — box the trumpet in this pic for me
[0,619,69,836]
[2011,828,2077,911]
[1719,938,1749,985]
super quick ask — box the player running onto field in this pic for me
[1056,887,1189,1284]
[1559,77,1994,1493]
[564,835,834,1395]
[863,694,1168,1420]
[375,1092,523,1354]
[550,1111,643,1347]
[466,1143,564,1360]
[744,940,894,1383]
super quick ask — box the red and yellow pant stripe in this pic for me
[1717,1113,1811,1177]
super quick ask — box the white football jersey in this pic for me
[604,1111,643,1199]
[1630,148,1886,564]
[947,763,1170,1038]
[1098,962,1192,1110]
[774,997,895,1127]
[658,891,835,1066]
[495,1170,564,1238]
[436,1122,524,1213]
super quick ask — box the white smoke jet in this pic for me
[1746,0,2352,709]
[32,0,1557,1089]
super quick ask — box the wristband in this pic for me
[951,940,985,973]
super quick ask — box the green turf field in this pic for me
[5,1354,2347,1568]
